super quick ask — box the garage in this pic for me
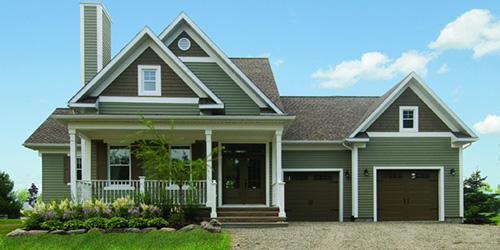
[284,172,340,221]
[377,170,438,221]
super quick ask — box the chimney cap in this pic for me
[79,1,113,23]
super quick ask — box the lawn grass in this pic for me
[0,219,232,250]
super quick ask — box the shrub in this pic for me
[23,213,43,230]
[464,170,499,224]
[128,217,148,228]
[40,220,64,231]
[63,219,84,230]
[183,203,201,222]
[147,218,168,228]
[83,217,108,229]
[0,171,22,218]
[105,217,128,229]
[168,213,182,224]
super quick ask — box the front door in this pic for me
[222,144,266,205]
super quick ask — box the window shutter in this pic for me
[63,155,70,183]
[97,141,108,180]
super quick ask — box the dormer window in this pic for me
[400,106,419,132]
[138,65,161,96]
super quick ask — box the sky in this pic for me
[0,0,499,191]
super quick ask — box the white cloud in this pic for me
[474,115,500,134]
[437,64,450,74]
[312,50,435,88]
[274,58,284,66]
[429,9,500,58]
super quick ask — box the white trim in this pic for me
[399,106,419,132]
[159,13,284,114]
[138,65,161,96]
[99,96,199,104]
[282,145,348,151]
[282,168,344,222]
[199,103,224,109]
[96,4,103,71]
[265,142,270,207]
[79,2,113,23]
[282,140,344,144]
[80,4,85,87]
[348,72,477,139]
[217,141,222,207]
[459,146,464,219]
[179,56,216,63]
[352,145,359,218]
[346,138,370,143]
[177,37,191,51]
[373,166,445,222]
[367,132,453,137]
[68,103,97,108]
[69,27,223,106]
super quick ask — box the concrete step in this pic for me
[217,211,278,217]
[217,216,283,223]
[222,222,289,228]
[217,207,279,212]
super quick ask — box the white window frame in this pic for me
[76,158,82,181]
[107,145,132,181]
[399,106,419,132]
[169,145,193,182]
[138,65,161,96]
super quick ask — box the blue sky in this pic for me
[0,0,499,191]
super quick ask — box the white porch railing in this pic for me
[76,177,207,205]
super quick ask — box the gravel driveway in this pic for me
[230,222,500,250]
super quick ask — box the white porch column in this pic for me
[205,130,217,218]
[352,144,359,219]
[271,136,277,206]
[69,129,78,200]
[275,130,286,218]
[80,135,91,181]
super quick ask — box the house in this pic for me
[24,2,478,225]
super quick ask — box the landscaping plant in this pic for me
[464,170,500,224]
[0,171,22,218]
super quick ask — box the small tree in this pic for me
[15,188,29,203]
[128,116,219,220]
[28,183,39,206]
[0,171,22,218]
[464,170,499,224]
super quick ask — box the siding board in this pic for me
[42,154,71,202]
[185,62,260,115]
[367,88,451,132]
[99,102,199,115]
[282,150,352,219]
[168,31,209,57]
[357,137,460,219]
[84,6,98,83]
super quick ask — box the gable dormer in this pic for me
[168,31,209,57]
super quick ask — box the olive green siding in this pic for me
[282,150,352,219]
[101,48,198,98]
[367,88,451,132]
[102,9,111,66]
[91,140,98,180]
[185,62,260,115]
[84,5,98,84]
[99,102,199,115]
[168,31,209,57]
[42,154,71,202]
[357,137,460,219]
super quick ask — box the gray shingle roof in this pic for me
[281,96,379,140]
[24,108,74,145]
[231,58,284,112]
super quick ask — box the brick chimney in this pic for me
[80,2,112,87]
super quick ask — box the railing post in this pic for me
[275,130,286,218]
[69,129,78,201]
[139,176,146,195]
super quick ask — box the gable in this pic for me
[101,48,198,98]
[367,88,451,132]
[168,31,209,57]
[185,62,260,115]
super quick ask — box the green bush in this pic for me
[0,171,22,218]
[83,217,108,229]
[168,213,182,224]
[106,217,129,229]
[63,219,84,230]
[128,217,148,228]
[40,220,64,231]
[147,218,168,228]
[23,213,43,230]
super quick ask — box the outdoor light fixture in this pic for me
[364,168,369,176]
[345,170,350,178]
[450,168,456,176]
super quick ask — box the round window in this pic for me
[178,37,191,51]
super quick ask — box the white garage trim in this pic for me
[282,168,344,222]
[373,166,445,222]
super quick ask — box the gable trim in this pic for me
[348,72,477,139]
[159,13,284,114]
[99,96,199,104]
[69,27,222,106]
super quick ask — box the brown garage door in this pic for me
[285,172,339,221]
[377,170,438,221]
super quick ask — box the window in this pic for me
[399,106,419,132]
[77,158,82,180]
[138,65,161,96]
[177,37,191,51]
[170,146,192,180]
[108,146,131,180]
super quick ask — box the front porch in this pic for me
[64,116,290,219]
